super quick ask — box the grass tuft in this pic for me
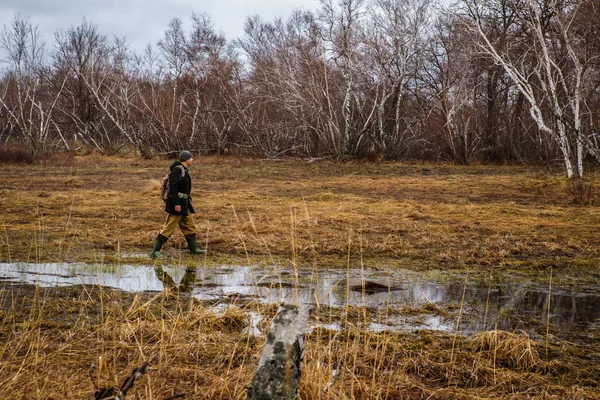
[0,146,34,164]
[470,329,540,371]
[566,177,596,205]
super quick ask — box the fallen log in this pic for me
[247,304,309,400]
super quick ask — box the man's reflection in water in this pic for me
[154,266,197,293]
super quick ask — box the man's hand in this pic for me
[174,205,181,213]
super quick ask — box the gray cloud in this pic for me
[0,0,320,53]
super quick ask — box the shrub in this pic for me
[566,177,595,205]
[0,146,34,164]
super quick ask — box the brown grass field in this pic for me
[1,155,600,269]
[0,155,599,399]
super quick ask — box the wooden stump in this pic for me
[247,304,309,400]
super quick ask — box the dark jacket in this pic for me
[165,161,195,216]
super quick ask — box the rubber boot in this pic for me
[150,237,164,258]
[185,235,205,255]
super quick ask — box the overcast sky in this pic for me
[1,0,322,54]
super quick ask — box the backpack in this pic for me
[160,165,185,202]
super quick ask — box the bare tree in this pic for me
[235,11,347,157]
[1,2,599,166]
[53,19,112,152]
[55,20,159,156]
[85,36,153,156]
[362,0,433,158]
[157,17,188,79]
[319,0,367,157]
[130,14,240,154]
[424,13,482,163]
[0,14,68,154]
[186,12,237,153]
[462,0,599,178]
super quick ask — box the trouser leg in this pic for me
[155,213,203,255]
[159,213,182,239]
[178,214,197,238]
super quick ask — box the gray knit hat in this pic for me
[179,150,193,162]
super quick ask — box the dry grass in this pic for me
[0,155,599,271]
[0,284,598,399]
[0,146,34,164]
[566,177,596,205]
[470,330,540,371]
[1,155,600,398]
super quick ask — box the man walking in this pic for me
[151,150,205,258]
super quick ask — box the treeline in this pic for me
[1,0,599,177]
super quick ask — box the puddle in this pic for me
[0,262,599,341]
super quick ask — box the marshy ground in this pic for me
[0,155,599,398]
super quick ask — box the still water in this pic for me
[0,262,598,341]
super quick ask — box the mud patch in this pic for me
[349,281,404,294]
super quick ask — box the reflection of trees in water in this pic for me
[518,291,599,328]
[352,277,600,334]
[148,265,600,334]
[154,267,197,293]
[455,282,600,333]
